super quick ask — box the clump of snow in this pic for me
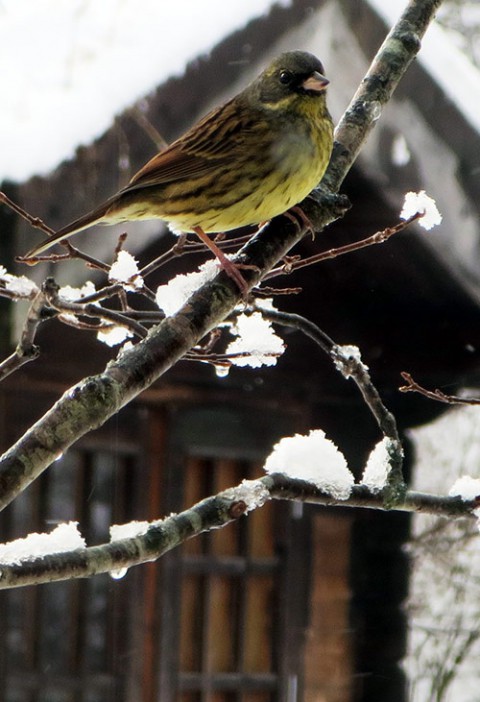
[109,521,151,541]
[333,344,367,378]
[263,429,354,500]
[400,190,442,230]
[0,265,38,298]
[449,475,480,501]
[222,479,270,512]
[117,340,134,358]
[0,522,85,566]
[156,260,218,316]
[253,297,276,311]
[59,281,96,301]
[58,312,80,326]
[226,312,285,368]
[5,276,38,297]
[362,437,395,493]
[109,250,144,290]
[97,325,133,347]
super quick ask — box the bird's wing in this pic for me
[124,99,255,192]
[125,145,221,190]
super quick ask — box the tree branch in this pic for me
[0,287,54,380]
[0,472,475,590]
[400,371,480,405]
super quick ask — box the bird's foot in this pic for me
[192,226,255,296]
[284,206,316,239]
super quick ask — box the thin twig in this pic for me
[0,288,55,380]
[0,191,54,235]
[18,241,112,273]
[127,104,169,151]
[265,213,422,280]
[139,232,252,278]
[400,372,480,405]
[43,278,148,339]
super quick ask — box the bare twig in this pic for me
[114,232,128,257]
[400,372,480,405]
[0,191,54,236]
[0,288,55,380]
[127,103,169,151]
[265,213,422,280]
[18,241,112,273]
[139,232,252,278]
[43,278,148,339]
[253,285,302,296]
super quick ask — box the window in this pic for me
[153,405,310,702]
[0,402,310,702]
[0,446,141,702]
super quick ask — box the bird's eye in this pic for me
[279,70,293,85]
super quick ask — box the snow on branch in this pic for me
[400,190,442,230]
[264,430,354,500]
[0,473,476,590]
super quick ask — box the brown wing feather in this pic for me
[124,144,222,191]
[124,97,256,192]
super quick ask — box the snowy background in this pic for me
[0,0,287,182]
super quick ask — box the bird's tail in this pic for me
[25,196,117,258]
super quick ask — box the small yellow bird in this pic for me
[27,51,334,289]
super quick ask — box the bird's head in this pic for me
[248,51,330,110]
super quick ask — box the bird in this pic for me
[26,51,334,291]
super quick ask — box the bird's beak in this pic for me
[302,71,329,92]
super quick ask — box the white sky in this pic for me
[0,0,287,182]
